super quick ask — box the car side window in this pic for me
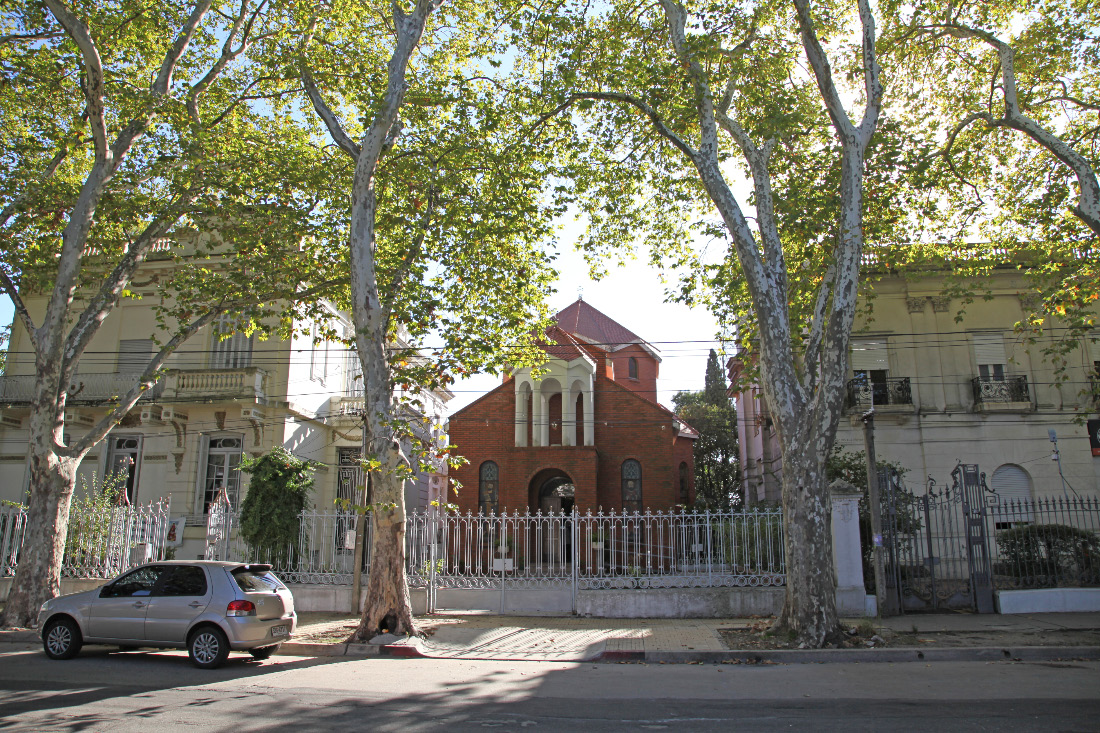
[100,566,166,598]
[155,566,209,597]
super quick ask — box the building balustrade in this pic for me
[0,366,266,406]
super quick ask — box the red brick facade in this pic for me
[448,300,697,513]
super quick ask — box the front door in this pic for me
[87,565,167,641]
[144,565,212,643]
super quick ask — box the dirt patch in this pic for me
[718,619,887,650]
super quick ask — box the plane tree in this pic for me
[0,0,342,627]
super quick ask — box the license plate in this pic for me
[270,625,288,637]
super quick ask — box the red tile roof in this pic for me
[554,299,645,349]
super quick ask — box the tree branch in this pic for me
[300,63,361,160]
[0,269,37,348]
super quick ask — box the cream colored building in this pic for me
[732,268,1100,504]
[0,248,451,560]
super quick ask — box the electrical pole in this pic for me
[862,409,889,618]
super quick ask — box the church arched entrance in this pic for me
[529,468,575,563]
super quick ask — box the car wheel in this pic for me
[248,644,280,660]
[43,617,82,660]
[188,627,230,669]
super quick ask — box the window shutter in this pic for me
[972,334,1006,367]
[851,339,889,371]
[991,464,1033,521]
[117,339,153,373]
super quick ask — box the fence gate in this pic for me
[882,462,995,613]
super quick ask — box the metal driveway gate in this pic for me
[882,463,995,613]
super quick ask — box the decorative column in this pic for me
[531,387,544,447]
[583,385,595,446]
[830,479,868,616]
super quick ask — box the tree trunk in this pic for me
[772,443,843,647]
[1,440,81,628]
[348,466,415,642]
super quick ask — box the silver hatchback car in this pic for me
[38,561,296,668]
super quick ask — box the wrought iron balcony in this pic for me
[845,376,912,409]
[971,375,1030,406]
[0,373,165,405]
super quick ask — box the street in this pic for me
[1,643,1098,731]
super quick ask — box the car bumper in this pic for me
[224,613,296,649]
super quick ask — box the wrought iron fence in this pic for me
[216,507,786,591]
[1,499,172,579]
[989,497,1100,590]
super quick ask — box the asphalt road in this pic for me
[1,642,1098,731]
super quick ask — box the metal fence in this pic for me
[988,497,1100,590]
[1,498,173,579]
[216,507,786,592]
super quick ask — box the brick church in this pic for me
[448,299,698,514]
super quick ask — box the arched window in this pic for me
[628,356,639,379]
[621,459,642,513]
[991,464,1033,526]
[679,462,689,503]
[479,461,499,514]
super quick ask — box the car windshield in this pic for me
[232,569,284,593]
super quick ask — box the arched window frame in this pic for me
[479,461,499,515]
[628,356,639,380]
[621,459,642,513]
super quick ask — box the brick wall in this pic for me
[449,370,695,514]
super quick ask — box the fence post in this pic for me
[571,507,578,613]
[830,479,868,616]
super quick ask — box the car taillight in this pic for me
[226,600,256,617]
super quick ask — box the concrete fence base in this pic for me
[577,586,785,618]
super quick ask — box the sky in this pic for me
[0,231,727,414]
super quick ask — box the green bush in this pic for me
[996,523,1100,586]
[239,447,315,565]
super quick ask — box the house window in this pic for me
[336,447,366,505]
[479,461,499,515]
[116,339,152,374]
[210,314,253,369]
[679,462,689,503]
[628,357,639,380]
[851,338,889,403]
[201,435,243,514]
[973,333,1006,381]
[106,435,142,503]
[621,459,642,513]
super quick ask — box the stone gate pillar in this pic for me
[830,479,868,616]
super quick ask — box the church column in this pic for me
[514,382,527,447]
[531,387,544,447]
[583,385,595,446]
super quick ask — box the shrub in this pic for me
[239,447,315,566]
[996,523,1100,586]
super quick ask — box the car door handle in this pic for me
[188,601,203,608]
[132,601,146,608]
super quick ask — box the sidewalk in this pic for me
[5,611,1097,665]
[283,611,1100,664]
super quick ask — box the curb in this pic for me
[0,631,38,644]
[610,645,1100,665]
[276,640,425,658]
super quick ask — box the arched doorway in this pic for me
[529,468,575,563]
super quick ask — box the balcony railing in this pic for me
[845,376,912,409]
[971,375,1030,405]
[0,367,265,406]
[0,373,165,405]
